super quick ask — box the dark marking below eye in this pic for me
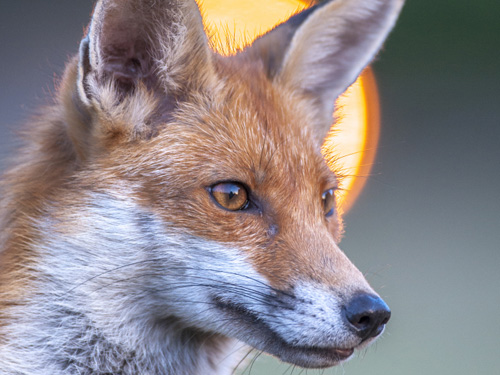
[268,224,279,237]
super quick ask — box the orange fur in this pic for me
[0,1,404,373]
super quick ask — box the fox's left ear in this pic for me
[246,0,404,141]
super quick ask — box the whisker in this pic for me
[243,349,265,375]
[232,346,255,374]
[64,261,295,300]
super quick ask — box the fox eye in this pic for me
[322,189,336,217]
[210,182,249,211]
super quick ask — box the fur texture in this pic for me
[0,0,404,373]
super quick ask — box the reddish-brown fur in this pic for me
[0,65,78,338]
[0,1,404,372]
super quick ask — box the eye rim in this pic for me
[209,181,251,212]
[322,188,336,217]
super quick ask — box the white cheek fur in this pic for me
[2,190,366,374]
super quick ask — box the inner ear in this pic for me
[246,4,327,79]
[78,0,215,110]
[79,2,160,102]
[240,0,404,142]
[101,41,157,96]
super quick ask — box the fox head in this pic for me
[1,0,404,372]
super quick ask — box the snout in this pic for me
[344,294,391,341]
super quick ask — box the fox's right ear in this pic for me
[76,0,214,108]
[246,0,404,143]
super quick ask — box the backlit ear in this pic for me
[77,0,214,107]
[247,0,404,141]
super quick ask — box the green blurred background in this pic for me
[1,1,499,374]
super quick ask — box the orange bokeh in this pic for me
[198,0,380,213]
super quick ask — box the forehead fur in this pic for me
[99,57,337,194]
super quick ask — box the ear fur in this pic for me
[246,0,405,140]
[77,0,214,109]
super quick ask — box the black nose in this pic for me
[344,294,391,341]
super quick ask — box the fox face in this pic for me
[0,0,404,373]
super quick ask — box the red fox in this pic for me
[0,0,404,373]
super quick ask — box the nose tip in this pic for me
[344,294,391,341]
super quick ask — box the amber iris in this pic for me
[211,182,249,211]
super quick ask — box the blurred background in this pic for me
[1,1,499,374]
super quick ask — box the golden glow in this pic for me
[322,69,380,213]
[201,0,308,54]
[198,0,380,213]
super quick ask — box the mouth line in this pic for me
[213,297,356,368]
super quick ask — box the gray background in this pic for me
[1,1,499,374]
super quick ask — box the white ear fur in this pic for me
[247,0,404,141]
[278,0,404,137]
